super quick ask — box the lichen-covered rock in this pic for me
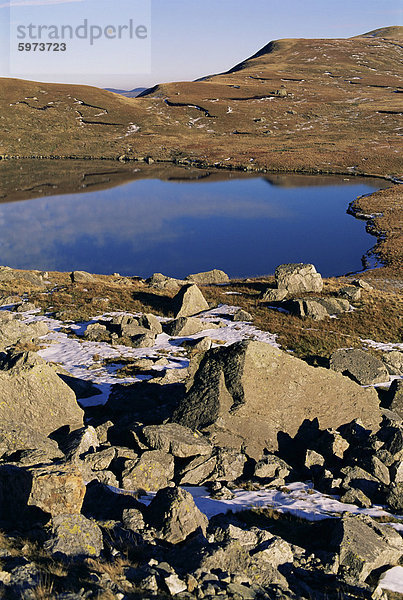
[0,423,63,460]
[0,463,85,525]
[121,450,174,492]
[0,320,48,350]
[275,263,323,294]
[137,313,163,334]
[330,348,389,385]
[45,514,103,557]
[145,486,208,544]
[383,351,403,376]
[287,297,350,320]
[0,351,84,436]
[173,340,381,459]
[142,423,212,458]
[172,284,209,318]
[260,288,289,303]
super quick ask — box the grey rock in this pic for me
[173,340,380,459]
[305,449,325,469]
[45,514,103,557]
[254,455,290,482]
[0,320,48,350]
[145,486,208,544]
[122,508,145,532]
[0,351,84,437]
[172,284,209,318]
[339,488,372,508]
[129,332,156,348]
[137,313,163,334]
[330,348,389,385]
[383,352,403,375]
[215,448,246,481]
[0,423,63,460]
[338,286,362,302]
[164,317,210,337]
[70,270,95,283]
[60,426,99,462]
[288,297,350,320]
[232,309,253,322]
[341,465,380,498]
[386,483,403,512]
[186,269,230,285]
[388,380,403,420]
[82,447,116,471]
[179,455,217,485]
[0,266,45,287]
[142,423,212,458]
[121,450,174,492]
[352,278,373,290]
[251,536,294,567]
[327,514,403,582]
[84,323,110,342]
[260,288,288,303]
[164,573,187,595]
[275,263,323,294]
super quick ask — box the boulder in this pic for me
[145,486,208,544]
[0,351,84,436]
[0,319,48,350]
[0,266,45,287]
[178,455,217,485]
[232,309,253,322]
[383,351,403,376]
[172,284,209,318]
[275,263,323,294]
[0,423,62,460]
[260,288,289,303]
[121,450,174,492]
[330,348,389,385]
[137,313,163,334]
[254,455,290,483]
[164,317,209,337]
[338,286,362,302]
[70,270,95,283]
[142,424,212,458]
[0,463,85,525]
[325,514,403,582]
[186,269,230,285]
[352,279,373,290]
[147,272,187,292]
[130,332,156,348]
[84,323,111,342]
[172,340,381,460]
[287,297,350,320]
[44,514,103,558]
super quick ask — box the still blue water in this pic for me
[0,174,385,278]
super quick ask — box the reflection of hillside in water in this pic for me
[0,162,385,278]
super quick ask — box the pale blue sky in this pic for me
[0,0,401,89]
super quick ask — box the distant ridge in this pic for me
[105,87,147,98]
[353,26,403,39]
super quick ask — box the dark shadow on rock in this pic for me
[104,381,186,424]
[82,481,142,521]
[131,291,173,317]
[0,465,49,530]
[58,374,102,400]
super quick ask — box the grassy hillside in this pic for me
[0,28,402,177]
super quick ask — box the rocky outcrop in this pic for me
[172,284,209,318]
[0,317,48,350]
[186,269,230,285]
[330,348,389,385]
[173,340,381,459]
[275,263,323,294]
[0,351,84,436]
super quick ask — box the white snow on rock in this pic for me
[378,566,403,594]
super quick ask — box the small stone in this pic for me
[232,309,253,322]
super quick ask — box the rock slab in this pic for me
[173,340,381,459]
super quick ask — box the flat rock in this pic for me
[173,340,381,459]
[186,269,230,285]
[330,348,389,385]
[121,450,174,492]
[164,316,210,337]
[142,423,212,458]
[172,284,209,318]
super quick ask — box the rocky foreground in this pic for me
[0,263,402,599]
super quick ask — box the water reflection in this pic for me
[0,162,387,278]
